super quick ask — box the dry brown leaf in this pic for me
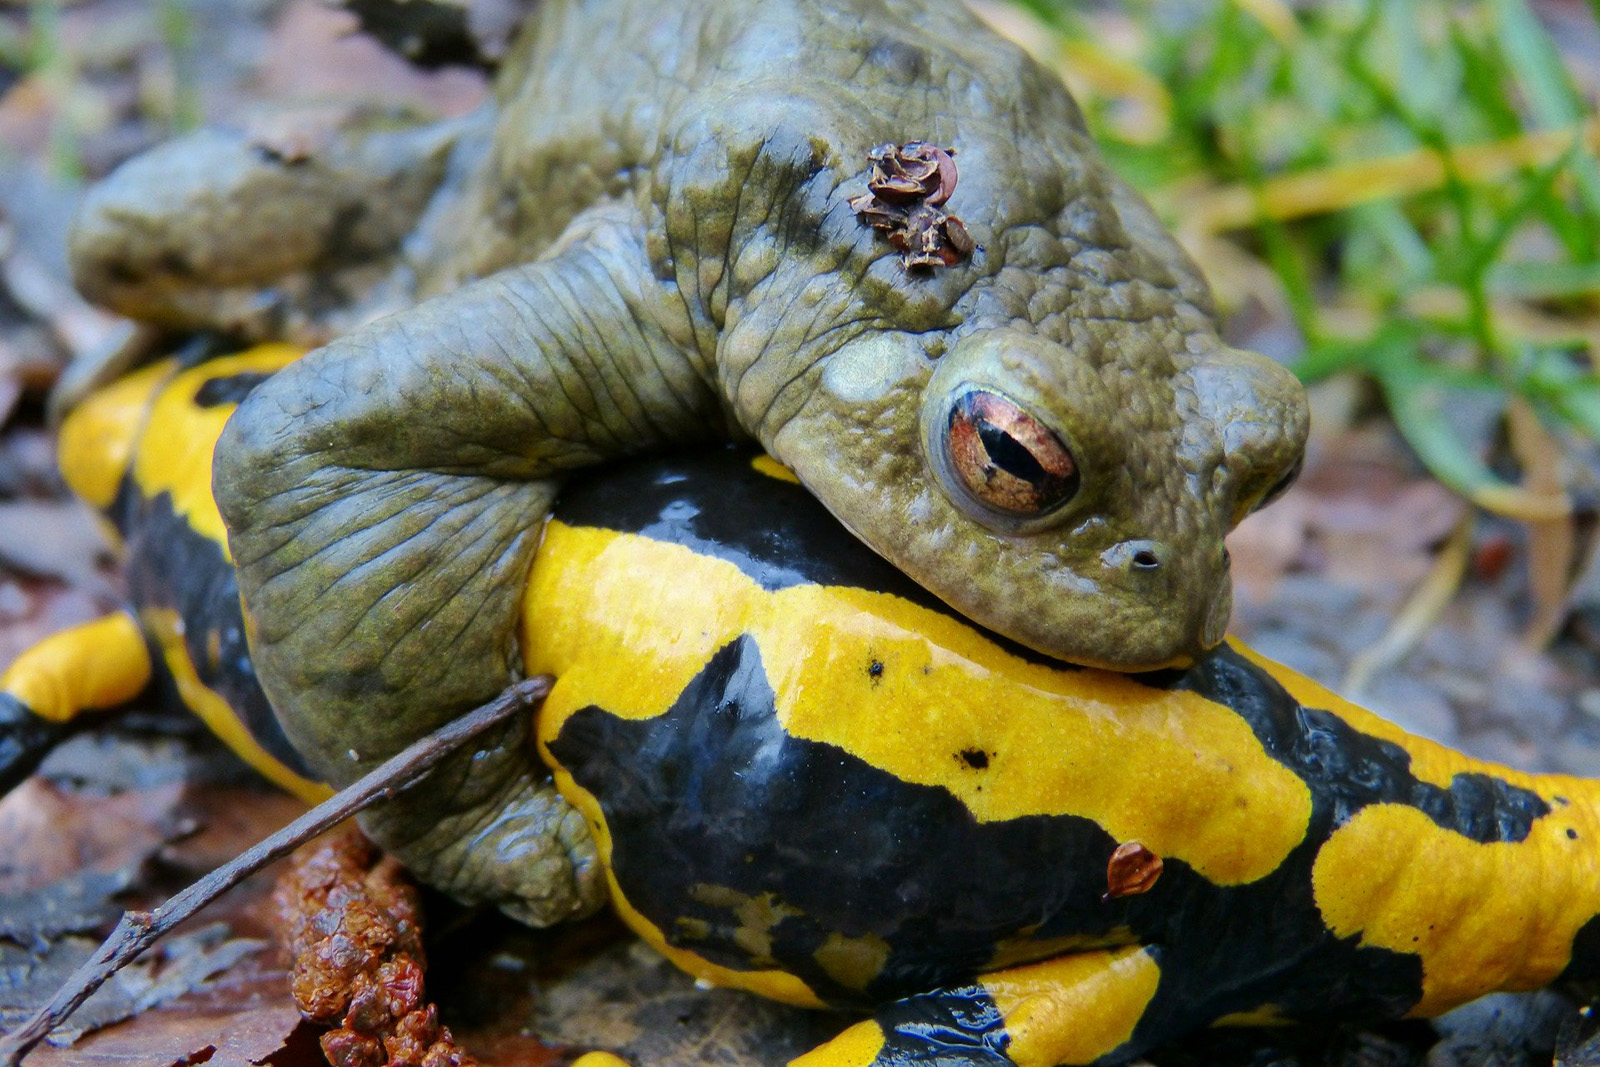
[159,787,310,880]
[19,944,310,1067]
[0,500,117,591]
[259,1,488,119]
[0,779,188,894]
[22,1003,310,1067]
[1507,399,1576,649]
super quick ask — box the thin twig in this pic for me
[0,675,552,1067]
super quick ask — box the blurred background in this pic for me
[969,0,1600,776]
[0,2,1598,1062]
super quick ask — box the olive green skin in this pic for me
[67,0,1308,926]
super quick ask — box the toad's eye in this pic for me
[945,391,1079,516]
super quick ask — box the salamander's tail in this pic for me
[0,611,153,791]
[1236,642,1600,1014]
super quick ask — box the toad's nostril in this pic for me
[1103,539,1168,575]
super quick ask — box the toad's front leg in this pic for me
[214,204,723,925]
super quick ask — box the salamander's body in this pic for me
[8,350,1600,1066]
[530,456,1600,1065]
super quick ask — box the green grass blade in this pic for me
[1463,137,1580,282]
[1487,0,1600,245]
[1377,350,1519,503]
[1490,260,1600,300]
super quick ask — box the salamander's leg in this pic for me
[213,203,721,926]
[0,612,153,791]
[792,947,1164,1067]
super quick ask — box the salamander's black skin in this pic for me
[870,985,1013,1066]
[0,693,70,793]
[192,372,274,408]
[112,480,312,779]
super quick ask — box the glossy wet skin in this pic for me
[67,0,1307,919]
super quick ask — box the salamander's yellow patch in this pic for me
[984,928,1140,972]
[570,1053,634,1067]
[1312,800,1600,1015]
[688,885,803,965]
[751,454,801,484]
[813,930,892,992]
[788,1018,887,1067]
[0,612,151,722]
[131,344,303,556]
[983,946,1161,1067]
[525,522,769,726]
[528,525,1312,887]
[143,607,330,803]
[57,359,178,510]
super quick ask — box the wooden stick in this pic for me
[0,676,553,1066]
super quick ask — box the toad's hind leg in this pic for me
[0,612,153,790]
[793,947,1165,1067]
[68,113,474,342]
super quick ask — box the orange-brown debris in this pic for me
[274,824,480,1067]
[848,141,975,269]
[1104,841,1164,901]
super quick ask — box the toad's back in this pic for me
[423,0,1167,299]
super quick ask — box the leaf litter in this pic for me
[0,774,309,1064]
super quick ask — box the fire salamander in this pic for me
[6,347,1600,1066]
[1,344,326,801]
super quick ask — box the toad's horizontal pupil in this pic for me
[975,419,1048,485]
